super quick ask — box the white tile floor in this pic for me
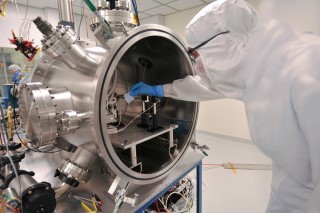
[189,131,272,213]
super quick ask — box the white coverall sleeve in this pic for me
[290,52,320,213]
[163,74,224,102]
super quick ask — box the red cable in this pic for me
[155,200,160,213]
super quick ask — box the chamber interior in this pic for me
[104,36,197,174]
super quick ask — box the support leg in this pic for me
[197,163,202,213]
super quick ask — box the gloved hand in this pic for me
[129,82,164,97]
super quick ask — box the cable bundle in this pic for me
[146,176,194,213]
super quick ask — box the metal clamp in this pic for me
[108,176,139,213]
[190,141,209,156]
[58,110,80,133]
[113,188,139,213]
[56,158,92,185]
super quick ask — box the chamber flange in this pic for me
[18,82,80,148]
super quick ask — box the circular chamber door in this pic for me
[92,24,198,185]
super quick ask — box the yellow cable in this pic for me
[81,201,98,213]
[91,198,97,211]
[81,202,92,212]
[227,161,237,175]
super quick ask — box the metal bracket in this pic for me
[113,189,139,213]
[190,141,209,156]
[108,176,139,213]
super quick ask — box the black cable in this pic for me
[16,132,60,153]
[117,68,129,114]
[187,31,230,54]
[13,81,16,129]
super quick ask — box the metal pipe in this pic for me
[57,0,75,28]
[54,182,72,198]
[69,144,97,168]
[0,48,8,84]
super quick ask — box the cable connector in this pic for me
[190,141,209,156]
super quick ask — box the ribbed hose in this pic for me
[33,17,54,37]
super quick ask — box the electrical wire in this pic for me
[155,200,161,213]
[106,93,123,130]
[69,194,100,206]
[23,0,29,19]
[17,133,61,153]
[0,200,18,213]
[131,0,140,26]
[117,68,129,114]
[151,176,193,213]
[157,198,168,213]
[77,0,84,39]
[109,98,160,134]
[202,165,221,171]
[12,81,60,153]
[0,97,21,201]
[12,0,21,18]
[84,3,89,38]
[165,192,190,213]
[202,163,223,166]
[107,71,118,98]
[18,18,33,40]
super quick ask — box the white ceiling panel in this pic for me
[154,0,177,4]
[13,0,84,15]
[135,0,161,12]
[17,0,58,8]
[14,0,214,19]
[203,0,216,3]
[145,5,177,16]
[168,0,205,11]
[137,12,151,19]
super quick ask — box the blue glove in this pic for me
[129,82,164,97]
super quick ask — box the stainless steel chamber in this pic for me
[19,23,198,183]
[13,1,198,211]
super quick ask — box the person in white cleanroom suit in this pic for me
[130,0,320,212]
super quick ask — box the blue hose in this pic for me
[131,0,140,26]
